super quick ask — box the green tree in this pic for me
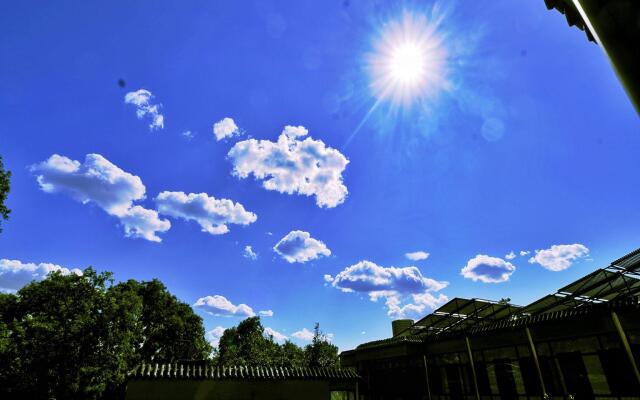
[0,269,211,399]
[217,316,279,366]
[0,155,11,232]
[304,323,339,368]
[111,279,211,365]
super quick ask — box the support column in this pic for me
[611,311,640,385]
[423,355,432,400]
[465,336,481,400]
[525,326,547,398]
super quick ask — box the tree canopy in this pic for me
[0,269,211,399]
[0,155,11,232]
[215,317,339,369]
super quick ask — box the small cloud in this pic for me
[519,250,530,256]
[156,191,256,235]
[273,230,331,263]
[461,255,515,283]
[244,245,258,260]
[124,89,164,131]
[361,331,366,335]
[0,259,82,293]
[228,125,349,208]
[264,327,288,343]
[528,244,589,271]
[181,130,195,140]
[266,232,273,236]
[193,295,255,317]
[213,117,241,141]
[505,251,516,260]
[259,310,273,317]
[405,251,430,261]
[291,328,314,341]
[206,326,226,348]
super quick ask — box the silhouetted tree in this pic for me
[0,156,11,232]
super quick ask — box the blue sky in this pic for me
[1,0,638,351]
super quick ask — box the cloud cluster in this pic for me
[155,191,256,235]
[31,154,170,242]
[206,326,226,348]
[273,230,331,263]
[405,251,429,261]
[291,328,314,341]
[505,251,516,260]
[529,244,589,271]
[213,117,241,141]
[264,327,288,343]
[259,310,273,317]
[461,255,515,283]
[244,245,258,260]
[228,126,349,208]
[0,259,82,293]
[193,295,255,317]
[124,89,164,130]
[324,260,448,318]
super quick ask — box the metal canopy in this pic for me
[406,298,521,336]
[404,247,640,336]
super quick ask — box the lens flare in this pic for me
[368,12,448,107]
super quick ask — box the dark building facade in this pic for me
[341,248,640,399]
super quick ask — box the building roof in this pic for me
[544,0,596,43]
[129,363,359,381]
[353,247,640,351]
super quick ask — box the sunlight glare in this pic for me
[369,12,447,107]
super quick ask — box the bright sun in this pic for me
[389,42,427,85]
[369,12,447,107]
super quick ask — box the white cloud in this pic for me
[0,259,82,293]
[228,125,349,208]
[244,245,258,260]
[124,89,164,130]
[181,130,195,140]
[155,191,256,235]
[405,251,430,261]
[213,117,241,141]
[520,250,530,256]
[264,327,288,343]
[206,326,226,348]
[193,295,255,317]
[291,328,314,341]
[461,255,516,283]
[31,154,170,242]
[119,205,171,243]
[325,260,448,318]
[505,251,516,260]
[273,230,331,263]
[528,244,589,271]
[259,310,274,317]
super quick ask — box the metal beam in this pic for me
[465,336,480,400]
[611,311,640,385]
[525,326,547,398]
[423,355,432,400]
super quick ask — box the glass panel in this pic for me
[582,354,610,395]
[556,352,594,398]
[518,357,542,395]
[551,336,599,353]
[599,348,640,395]
[494,358,518,399]
[475,361,492,395]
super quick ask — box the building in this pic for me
[341,248,640,399]
[543,0,640,114]
[125,362,360,400]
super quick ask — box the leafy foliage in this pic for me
[216,318,338,369]
[0,269,210,399]
[0,155,11,232]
